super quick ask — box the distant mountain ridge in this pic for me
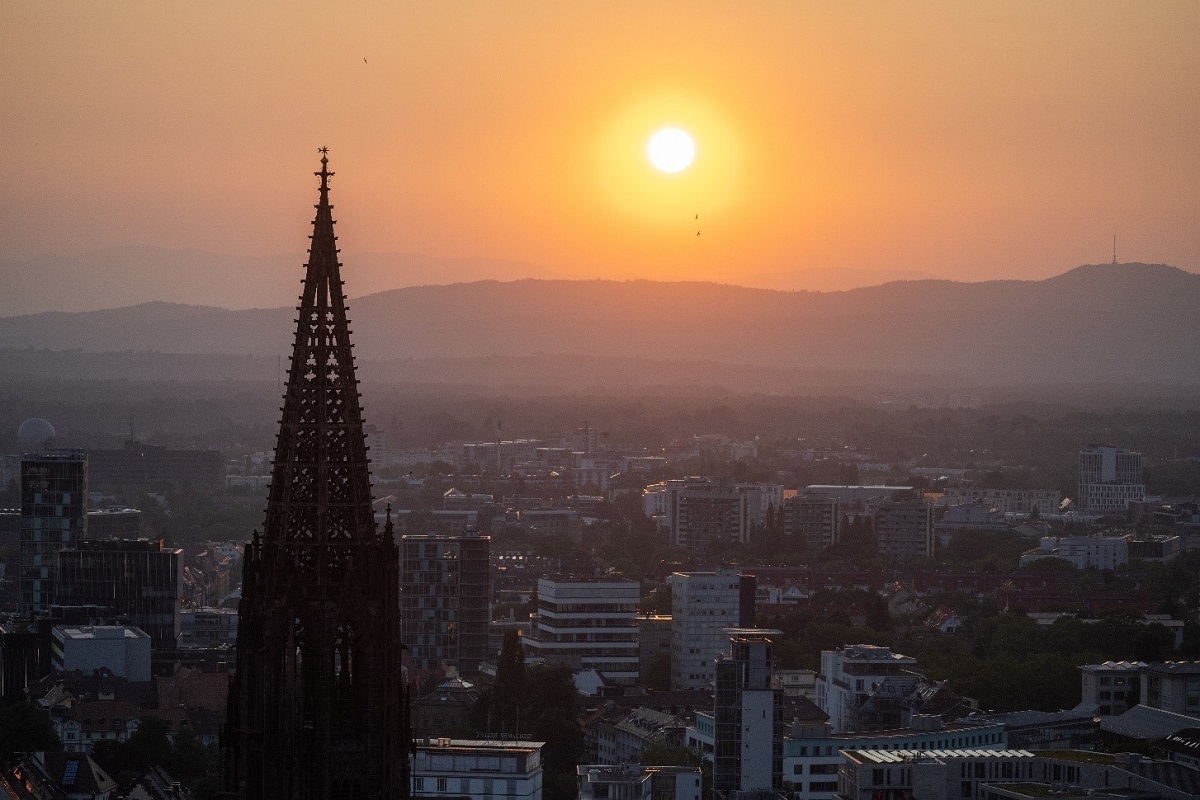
[0,245,929,315]
[0,263,1196,385]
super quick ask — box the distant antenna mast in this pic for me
[1112,234,1117,265]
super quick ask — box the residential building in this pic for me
[589,707,689,765]
[179,607,238,648]
[815,645,921,734]
[875,497,933,558]
[401,532,492,673]
[51,626,151,682]
[56,538,183,650]
[526,578,640,684]
[937,488,1062,516]
[412,677,480,738]
[713,634,784,795]
[1079,445,1145,512]
[578,765,702,800]
[1019,535,1128,570]
[784,493,839,550]
[741,483,784,529]
[781,721,1006,800]
[802,486,913,515]
[20,451,88,614]
[412,739,544,800]
[669,569,755,690]
[667,478,747,556]
[1142,661,1200,717]
[1079,661,1144,717]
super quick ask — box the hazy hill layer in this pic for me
[0,264,1196,385]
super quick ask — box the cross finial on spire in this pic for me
[316,147,334,199]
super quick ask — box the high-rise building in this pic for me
[669,569,756,690]
[656,479,782,556]
[20,451,87,614]
[666,478,746,556]
[713,634,784,796]
[401,532,491,673]
[1078,445,1145,512]
[874,496,933,558]
[784,493,839,550]
[525,577,640,684]
[222,152,409,799]
[56,538,182,650]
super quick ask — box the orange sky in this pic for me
[4,2,1199,297]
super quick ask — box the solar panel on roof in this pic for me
[62,760,79,786]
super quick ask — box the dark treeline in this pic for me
[5,378,1200,472]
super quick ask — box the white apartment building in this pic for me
[937,487,1062,515]
[1078,445,1145,512]
[525,578,640,684]
[413,739,544,800]
[815,645,921,734]
[51,625,151,682]
[1019,535,1129,570]
[669,568,749,690]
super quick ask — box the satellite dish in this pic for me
[17,418,56,451]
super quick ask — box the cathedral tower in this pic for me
[222,151,409,799]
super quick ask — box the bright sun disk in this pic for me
[647,127,695,173]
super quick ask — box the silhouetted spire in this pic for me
[223,150,409,800]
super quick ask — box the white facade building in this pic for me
[1019,535,1129,570]
[1078,445,1145,512]
[669,569,749,690]
[413,739,544,800]
[578,765,701,800]
[780,722,1006,800]
[526,578,640,684]
[51,625,152,682]
[815,645,920,734]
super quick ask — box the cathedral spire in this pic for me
[222,151,409,800]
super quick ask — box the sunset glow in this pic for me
[647,128,695,173]
[2,2,1198,304]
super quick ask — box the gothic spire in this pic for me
[222,151,409,800]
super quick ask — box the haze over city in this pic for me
[4,2,1200,314]
[6,5,1200,800]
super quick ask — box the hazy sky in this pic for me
[5,2,1199,297]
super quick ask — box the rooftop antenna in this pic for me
[1112,234,1117,265]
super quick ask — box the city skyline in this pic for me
[5,2,1199,311]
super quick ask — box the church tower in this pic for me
[222,151,409,799]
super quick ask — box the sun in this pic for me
[647,127,695,173]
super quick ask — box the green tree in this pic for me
[523,665,584,800]
[0,701,60,766]
[490,630,527,734]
